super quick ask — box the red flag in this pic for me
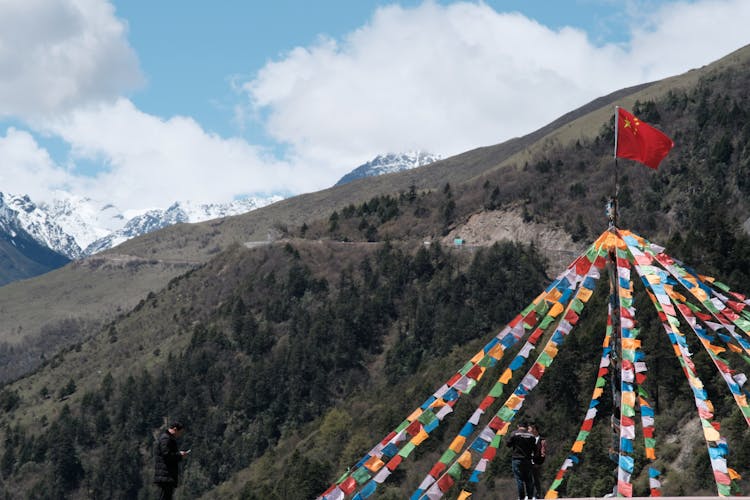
[615,107,674,169]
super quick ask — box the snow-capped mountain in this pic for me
[335,151,440,186]
[83,198,282,255]
[0,192,283,260]
[1,192,85,259]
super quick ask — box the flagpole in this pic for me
[610,106,620,230]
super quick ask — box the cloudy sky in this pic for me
[0,0,748,211]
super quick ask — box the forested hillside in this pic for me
[0,46,749,499]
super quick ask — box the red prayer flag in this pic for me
[616,107,674,169]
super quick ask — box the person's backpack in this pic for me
[535,437,547,464]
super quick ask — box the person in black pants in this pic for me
[506,421,537,500]
[154,422,189,500]
[529,423,547,498]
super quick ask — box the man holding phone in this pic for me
[154,421,189,500]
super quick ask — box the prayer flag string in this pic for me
[317,229,748,500]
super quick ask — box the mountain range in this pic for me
[0,44,749,498]
[0,151,437,285]
[0,192,284,261]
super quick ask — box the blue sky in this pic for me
[0,0,748,211]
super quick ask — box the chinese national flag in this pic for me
[616,107,674,169]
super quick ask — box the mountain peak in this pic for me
[335,151,440,186]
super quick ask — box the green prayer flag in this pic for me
[539,315,555,330]
[498,406,515,421]
[571,298,585,313]
[623,405,636,417]
[535,300,550,315]
[685,301,702,312]
[479,355,493,368]
[489,382,504,397]
[447,462,463,479]
[395,419,410,433]
[418,410,437,426]
[459,361,474,375]
[644,437,656,449]
[538,352,553,367]
[734,317,750,333]
[352,466,372,484]
[491,435,502,448]
[596,377,607,388]
[576,430,590,441]
[585,245,597,261]
[714,281,730,292]
[440,449,457,464]
[399,441,417,458]
[637,386,650,399]
[704,301,719,313]
[718,484,731,496]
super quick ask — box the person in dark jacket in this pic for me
[529,423,547,497]
[154,422,189,500]
[506,421,537,499]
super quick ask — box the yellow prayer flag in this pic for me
[621,338,641,350]
[470,351,484,364]
[645,274,661,285]
[703,425,721,442]
[549,302,565,317]
[411,428,430,446]
[430,398,447,408]
[500,368,513,384]
[458,450,473,469]
[407,408,423,421]
[458,490,473,500]
[671,290,687,302]
[365,455,385,472]
[544,344,559,358]
[507,394,523,409]
[572,441,584,453]
[619,287,633,298]
[547,288,562,302]
[488,343,504,360]
[449,435,466,453]
[646,448,656,460]
[577,287,593,302]
[727,343,742,353]
[707,343,726,355]
[593,387,604,399]
[728,468,742,480]
[622,391,636,408]
[545,490,559,499]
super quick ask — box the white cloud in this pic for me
[0,128,70,200]
[243,0,750,174]
[3,0,750,212]
[40,99,299,208]
[0,0,141,119]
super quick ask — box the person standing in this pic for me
[506,421,537,500]
[529,423,547,498]
[154,422,189,500]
